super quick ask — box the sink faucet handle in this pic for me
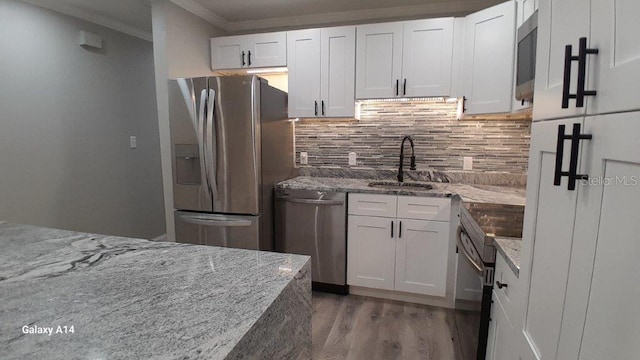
[410,155,416,170]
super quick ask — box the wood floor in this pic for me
[312,292,455,360]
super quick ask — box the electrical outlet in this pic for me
[348,152,357,166]
[129,136,137,149]
[300,152,308,165]
[463,156,473,170]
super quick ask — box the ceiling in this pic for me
[24,0,503,39]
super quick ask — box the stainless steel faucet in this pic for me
[397,135,416,182]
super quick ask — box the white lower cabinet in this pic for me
[347,194,451,297]
[347,216,395,290]
[394,219,449,296]
[487,251,519,360]
[486,292,515,360]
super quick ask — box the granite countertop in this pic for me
[276,175,526,277]
[494,237,522,277]
[276,176,526,206]
[0,223,311,359]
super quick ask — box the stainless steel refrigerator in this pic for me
[168,76,294,251]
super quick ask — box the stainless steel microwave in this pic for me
[515,11,538,101]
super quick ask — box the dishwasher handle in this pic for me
[276,197,344,206]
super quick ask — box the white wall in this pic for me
[151,0,227,241]
[0,0,165,239]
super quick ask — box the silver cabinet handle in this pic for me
[276,197,344,206]
[456,225,485,273]
[177,213,252,227]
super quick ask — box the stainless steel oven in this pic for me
[453,202,524,360]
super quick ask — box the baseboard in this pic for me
[349,286,455,308]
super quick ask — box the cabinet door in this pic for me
[555,113,640,360]
[401,18,454,97]
[347,215,396,290]
[519,118,585,359]
[394,219,449,297]
[245,32,287,68]
[462,1,516,114]
[516,0,538,27]
[287,29,321,118]
[355,22,403,99]
[320,26,355,117]
[211,35,246,70]
[587,0,640,115]
[533,0,590,121]
[486,292,516,360]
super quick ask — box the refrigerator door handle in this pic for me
[177,212,252,227]
[197,89,210,196]
[206,88,219,201]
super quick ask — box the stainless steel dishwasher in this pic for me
[274,188,347,294]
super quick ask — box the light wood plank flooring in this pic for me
[312,292,455,360]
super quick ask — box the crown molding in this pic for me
[22,0,153,41]
[169,0,231,31]
[225,0,492,33]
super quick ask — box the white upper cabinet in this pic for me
[210,36,245,70]
[462,1,516,114]
[211,32,286,70]
[533,0,590,121]
[287,29,321,118]
[355,22,404,99]
[356,19,454,99]
[287,26,355,118]
[534,0,640,120]
[320,26,356,117]
[588,0,640,115]
[401,18,454,97]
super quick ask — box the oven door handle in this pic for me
[456,225,485,273]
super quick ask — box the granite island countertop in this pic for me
[276,176,526,206]
[0,223,311,360]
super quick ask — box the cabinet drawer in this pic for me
[348,194,397,217]
[494,251,519,321]
[397,196,451,221]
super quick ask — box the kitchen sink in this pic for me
[367,181,433,190]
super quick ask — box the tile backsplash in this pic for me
[294,100,531,173]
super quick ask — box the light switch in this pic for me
[129,136,137,149]
[300,152,308,165]
[349,152,357,166]
[463,156,473,170]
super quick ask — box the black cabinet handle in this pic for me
[395,79,399,96]
[399,221,402,238]
[242,51,246,66]
[247,51,252,66]
[496,281,508,289]
[561,45,579,108]
[321,100,325,116]
[391,221,394,238]
[314,101,318,116]
[554,124,567,186]
[403,79,407,96]
[576,37,598,107]
[554,123,592,190]
[568,123,592,190]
